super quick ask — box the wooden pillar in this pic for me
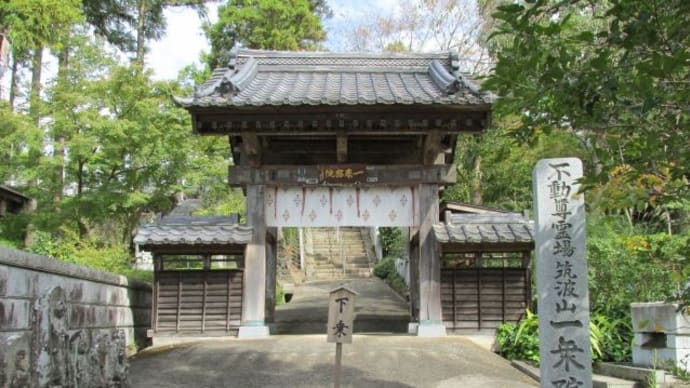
[239,184,270,338]
[408,227,420,331]
[265,227,278,323]
[417,183,446,337]
[152,254,161,332]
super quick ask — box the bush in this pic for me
[496,309,630,364]
[26,228,151,281]
[587,216,690,315]
[373,256,408,297]
[374,256,396,279]
[496,309,540,363]
[379,227,404,258]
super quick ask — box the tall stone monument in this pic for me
[533,158,592,388]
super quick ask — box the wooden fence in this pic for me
[154,269,243,334]
[441,267,528,330]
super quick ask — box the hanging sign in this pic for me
[319,165,367,184]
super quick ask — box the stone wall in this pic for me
[0,247,151,387]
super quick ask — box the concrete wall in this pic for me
[0,247,151,387]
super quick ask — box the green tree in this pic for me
[445,124,583,211]
[203,0,326,69]
[0,0,82,118]
[486,0,690,227]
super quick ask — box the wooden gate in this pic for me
[441,266,529,331]
[154,269,243,334]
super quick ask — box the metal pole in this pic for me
[333,342,342,388]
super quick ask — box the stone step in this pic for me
[270,317,407,334]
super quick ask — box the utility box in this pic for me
[631,302,690,370]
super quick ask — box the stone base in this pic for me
[238,325,270,339]
[416,322,446,337]
[408,322,419,334]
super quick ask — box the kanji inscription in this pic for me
[533,158,592,388]
[327,286,357,344]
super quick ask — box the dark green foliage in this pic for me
[379,227,405,258]
[26,229,152,281]
[590,314,632,363]
[373,256,396,279]
[203,0,327,69]
[487,0,690,212]
[587,216,690,315]
[445,128,583,211]
[495,309,540,362]
[496,310,626,363]
[373,257,408,297]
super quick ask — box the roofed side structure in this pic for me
[134,216,251,254]
[0,185,32,217]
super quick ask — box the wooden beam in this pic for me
[265,227,278,323]
[139,245,246,255]
[440,242,534,253]
[241,132,261,166]
[192,109,491,135]
[336,132,348,163]
[228,164,457,187]
[423,131,445,165]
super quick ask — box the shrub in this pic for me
[379,227,404,258]
[496,309,629,363]
[374,256,396,279]
[496,309,540,363]
[373,256,408,297]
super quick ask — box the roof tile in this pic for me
[177,49,495,109]
[434,213,534,245]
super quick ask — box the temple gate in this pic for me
[174,48,495,338]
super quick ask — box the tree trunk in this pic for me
[30,46,43,125]
[54,46,70,204]
[9,55,19,110]
[136,0,147,67]
[471,154,482,205]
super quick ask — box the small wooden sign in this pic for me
[319,165,367,184]
[327,285,357,344]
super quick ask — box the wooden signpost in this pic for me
[533,158,592,388]
[327,285,357,388]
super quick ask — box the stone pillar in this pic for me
[239,185,270,338]
[416,184,445,337]
[265,227,277,323]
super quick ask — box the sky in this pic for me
[147,0,399,80]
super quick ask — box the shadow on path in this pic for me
[130,335,537,388]
[273,278,410,334]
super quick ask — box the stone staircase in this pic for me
[305,227,373,280]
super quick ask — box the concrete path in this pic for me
[272,278,410,334]
[130,335,538,388]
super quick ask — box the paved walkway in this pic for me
[131,278,535,387]
[130,335,537,388]
[272,278,410,334]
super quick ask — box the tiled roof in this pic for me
[0,185,31,202]
[175,48,495,108]
[134,217,252,247]
[433,213,534,245]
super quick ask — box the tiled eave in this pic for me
[175,48,495,135]
[433,213,535,252]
